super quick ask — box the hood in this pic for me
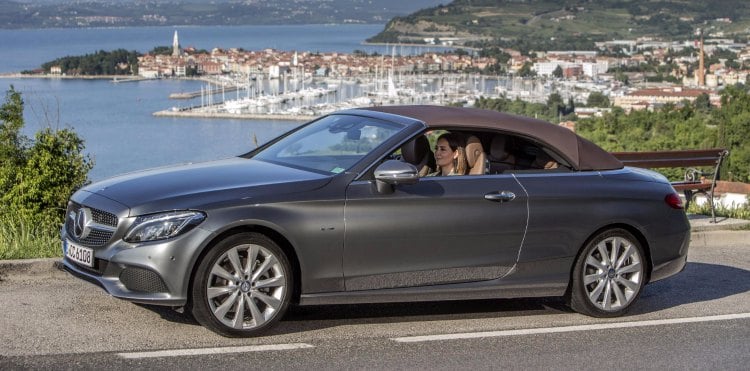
[81,157,330,215]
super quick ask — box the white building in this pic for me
[533,60,609,78]
[582,61,609,78]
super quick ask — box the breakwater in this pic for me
[153,109,313,121]
[169,85,241,99]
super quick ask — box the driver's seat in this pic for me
[401,135,435,177]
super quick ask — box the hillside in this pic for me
[0,0,446,28]
[368,0,750,51]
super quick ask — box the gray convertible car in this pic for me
[62,105,690,337]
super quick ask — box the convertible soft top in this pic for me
[359,105,623,171]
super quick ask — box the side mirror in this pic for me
[374,160,419,194]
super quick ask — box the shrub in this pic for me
[687,200,750,220]
[0,86,92,259]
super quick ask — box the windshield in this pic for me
[254,114,405,174]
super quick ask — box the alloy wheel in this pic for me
[205,243,287,330]
[582,235,643,312]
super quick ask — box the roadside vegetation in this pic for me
[476,84,750,183]
[576,84,750,183]
[0,87,92,259]
[688,202,750,221]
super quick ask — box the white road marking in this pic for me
[391,312,750,343]
[117,343,315,359]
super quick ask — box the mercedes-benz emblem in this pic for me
[73,208,93,239]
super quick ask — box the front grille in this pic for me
[91,208,118,227]
[74,229,113,246]
[120,267,169,293]
[65,202,119,247]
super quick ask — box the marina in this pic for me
[154,72,612,119]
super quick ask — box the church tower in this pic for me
[172,30,181,57]
[697,35,705,86]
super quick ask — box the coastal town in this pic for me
[90,30,750,120]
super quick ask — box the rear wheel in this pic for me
[569,229,645,317]
[191,232,292,337]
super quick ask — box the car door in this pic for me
[342,173,528,291]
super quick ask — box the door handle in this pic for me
[484,191,516,202]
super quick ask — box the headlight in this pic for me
[124,211,206,243]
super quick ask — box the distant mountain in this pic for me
[0,0,448,29]
[367,0,750,51]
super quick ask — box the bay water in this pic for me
[0,24,414,181]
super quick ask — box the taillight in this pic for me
[665,193,684,209]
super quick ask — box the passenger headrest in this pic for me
[465,136,484,167]
[490,135,511,161]
[465,135,486,175]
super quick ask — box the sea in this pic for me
[0,24,436,181]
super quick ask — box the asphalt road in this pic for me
[1,230,749,370]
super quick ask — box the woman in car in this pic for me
[428,132,468,176]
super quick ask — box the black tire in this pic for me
[569,228,646,317]
[190,232,292,337]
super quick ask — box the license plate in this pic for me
[65,240,94,267]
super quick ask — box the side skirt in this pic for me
[299,262,569,306]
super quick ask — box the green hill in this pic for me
[368,0,750,51]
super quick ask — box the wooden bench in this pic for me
[611,149,729,223]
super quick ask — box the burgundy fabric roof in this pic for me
[361,105,622,171]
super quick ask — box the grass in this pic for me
[0,212,61,260]
[687,202,750,221]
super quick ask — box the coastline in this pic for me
[0,73,215,82]
[153,109,313,121]
[0,73,122,80]
[361,41,479,51]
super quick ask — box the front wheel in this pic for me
[190,232,292,337]
[569,229,646,317]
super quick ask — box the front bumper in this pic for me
[61,226,214,307]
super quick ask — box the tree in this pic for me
[586,92,610,107]
[717,85,750,182]
[0,87,93,224]
[474,95,556,122]
[42,49,141,76]
[0,87,28,197]
[4,128,93,223]
[454,48,469,57]
[693,93,711,112]
[566,97,575,116]
[615,71,629,85]
[479,47,511,64]
[150,46,173,55]
[186,65,199,77]
[518,61,536,77]
[575,84,750,183]
[485,62,506,74]
[547,93,564,118]
[552,65,563,78]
